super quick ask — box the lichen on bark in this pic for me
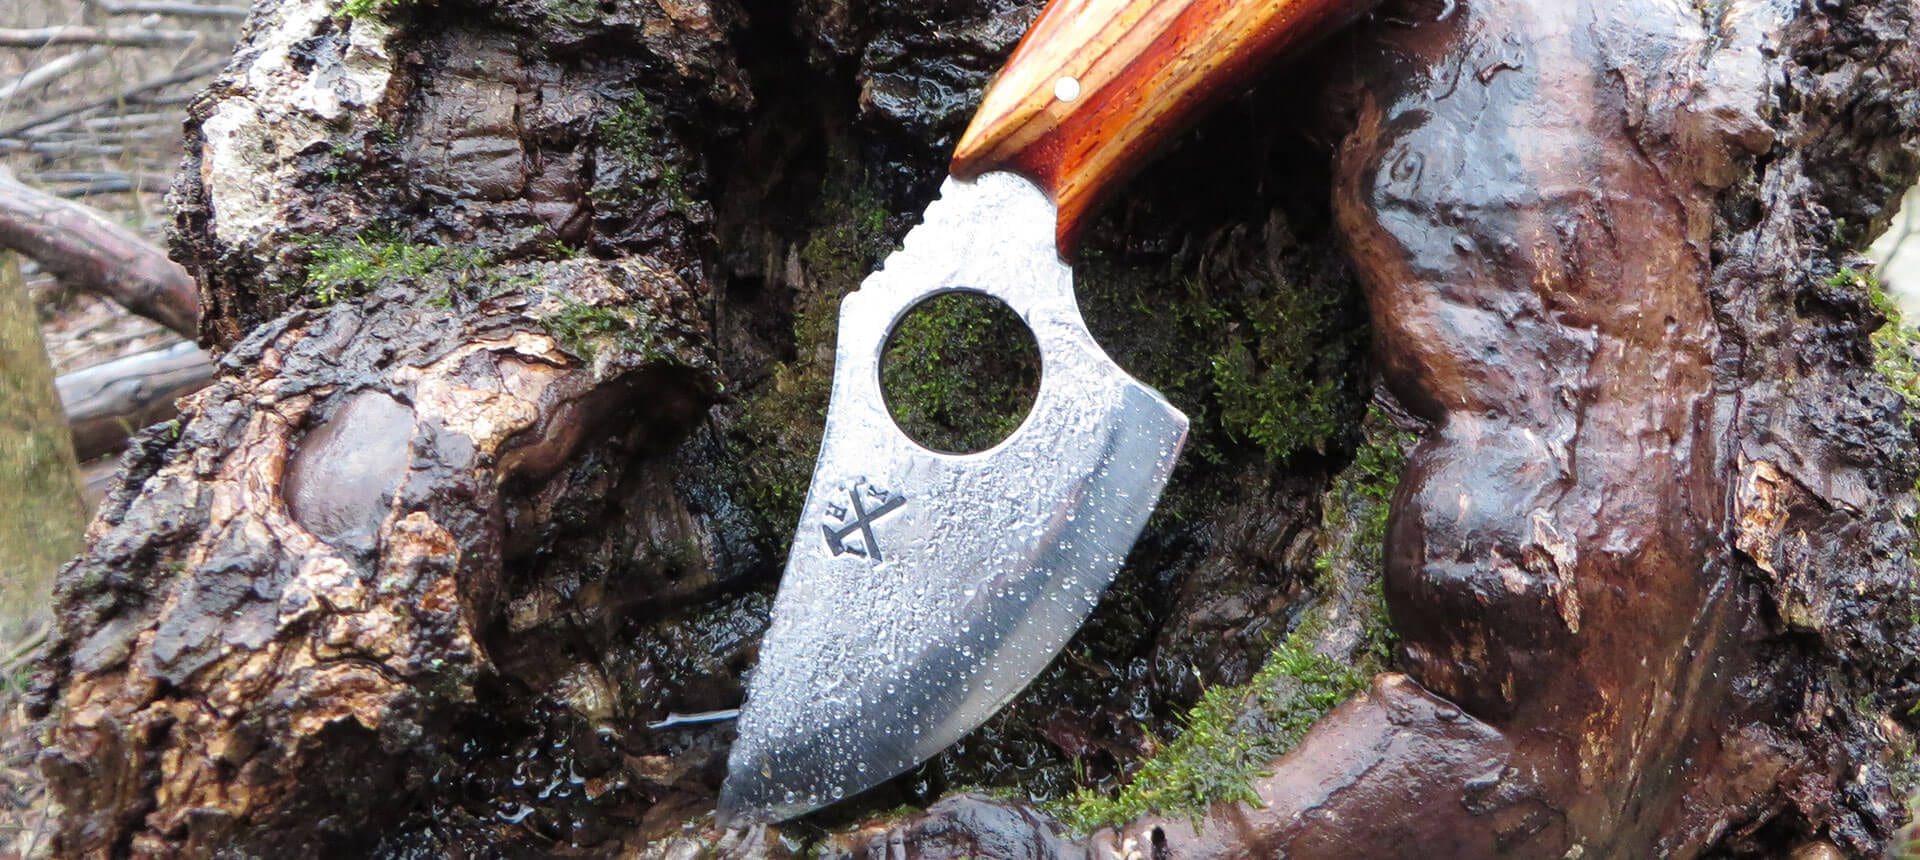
[0,255,88,647]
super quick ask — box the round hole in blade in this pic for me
[880,291,1041,454]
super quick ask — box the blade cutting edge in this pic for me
[720,171,1188,825]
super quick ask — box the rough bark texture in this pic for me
[25,0,1920,856]
[1108,2,1920,854]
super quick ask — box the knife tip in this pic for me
[715,759,777,829]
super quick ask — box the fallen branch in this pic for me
[51,176,173,198]
[34,170,174,198]
[0,168,199,338]
[0,47,108,104]
[0,140,150,157]
[0,26,203,48]
[96,2,249,19]
[77,112,177,130]
[0,58,223,141]
[57,341,214,461]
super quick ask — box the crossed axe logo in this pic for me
[821,479,906,562]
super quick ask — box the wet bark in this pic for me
[801,1,1920,857]
[24,0,1920,857]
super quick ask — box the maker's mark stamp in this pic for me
[822,479,906,562]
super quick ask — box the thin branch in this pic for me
[96,1,249,19]
[0,58,223,140]
[51,175,174,198]
[0,140,155,156]
[0,26,204,48]
[78,112,176,129]
[0,46,108,104]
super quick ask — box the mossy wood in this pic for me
[951,0,1365,251]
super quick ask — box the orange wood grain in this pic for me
[952,0,1365,252]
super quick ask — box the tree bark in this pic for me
[25,0,1920,857]
[0,255,89,648]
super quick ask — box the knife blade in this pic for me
[721,0,1366,826]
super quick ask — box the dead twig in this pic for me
[0,46,109,104]
[0,58,223,141]
[0,26,204,48]
[96,1,250,19]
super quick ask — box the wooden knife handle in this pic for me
[951,0,1364,253]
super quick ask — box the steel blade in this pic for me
[719,171,1188,825]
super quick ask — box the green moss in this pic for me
[546,0,596,22]
[321,160,363,186]
[1050,406,1412,833]
[794,181,893,348]
[1842,267,1920,416]
[1343,406,1416,552]
[339,0,408,19]
[298,231,492,306]
[540,300,665,363]
[721,169,896,548]
[1076,247,1368,468]
[1207,276,1364,462]
[881,292,1040,453]
[596,94,695,213]
[1051,610,1374,833]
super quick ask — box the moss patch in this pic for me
[793,181,893,349]
[1207,277,1363,462]
[339,0,409,20]
[1075,236,1368,467]
[1848,268,1920,416]
[595,94,695,214]
[297,230,494,306]
[541,299,665,363]
[1050,610,1372,833]
[1331,406,1415,563]
[544,0,596,22]
[1050,406,1412,833]
[881,292,1041,453]
[720,168,896,549]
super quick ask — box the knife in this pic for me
[720,0,1364,826]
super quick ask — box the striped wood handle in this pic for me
[952,0,1364,252]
